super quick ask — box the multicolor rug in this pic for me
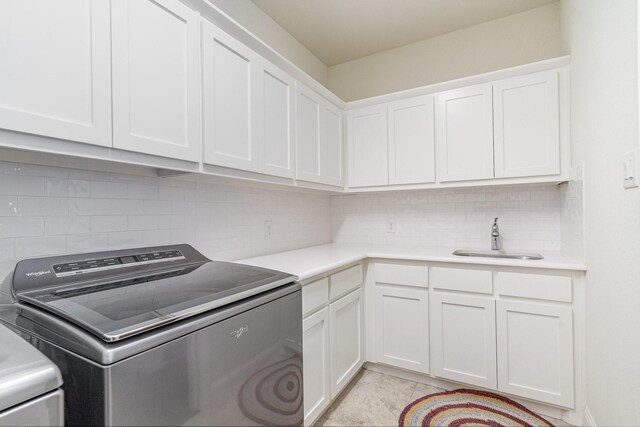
[398,388,554,427]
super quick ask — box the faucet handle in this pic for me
[493,217,499,226]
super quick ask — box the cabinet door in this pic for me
[496,301,574,407]
[347,105,388,187]
[329,288,363,398]
[0,0,111,146]
[112,0,201,161]
[303,307,331,426]
[493,70,560,178]
[388,95,436,185]
[202,21,258,171]
[322,104,344,187]
[257,60,295,178]
[296,84,322,183]
[436,84,494,182]
[375,285,429,373]
[430,293,497,389]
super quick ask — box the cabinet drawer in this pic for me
[431,267,492,294]
[497,272,572,302]
[375,263,428,287]
[302,278,329,316]
[329,264,363,300]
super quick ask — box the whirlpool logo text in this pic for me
[25,270,51,278]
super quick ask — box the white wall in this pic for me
[332,183,582,256]
[561,1,640,425]
[327,3,565,101]
[0,161,332,283]
[207,0,328,85]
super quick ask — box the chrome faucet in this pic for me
[491,217,501,250]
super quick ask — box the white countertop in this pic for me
[238,243,586,281]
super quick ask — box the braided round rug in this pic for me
[398,389,554,427]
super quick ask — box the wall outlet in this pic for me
[623,149,639,189]
[387,219,396,233]
[264,220,273,238]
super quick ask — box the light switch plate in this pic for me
[623,149,638,189]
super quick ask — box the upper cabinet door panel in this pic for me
[258,60,294,178]
[388,95,436,185]
[296,85,322,183]
[347,105,388,187]
[493,70,560,178]
[0,0,112,146]
[436,84,494,182]
[322,104,344,187]
[112,0,201,161]
[202,22,258,171]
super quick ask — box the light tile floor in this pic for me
[316,369,572,427]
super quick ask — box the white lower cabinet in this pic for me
[496,301,574,407]
[301,265,364,425]
[430,293,497,389]
[303,307,331,426]
[374,285,429,373]
[329,288,364,398]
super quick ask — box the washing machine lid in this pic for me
[12,245,297,342]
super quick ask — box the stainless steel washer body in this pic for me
[0,244,303,426]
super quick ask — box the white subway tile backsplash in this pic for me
[128,215,159,231]
[16,163,69,178]
[125,184,159,200]
[0,161,330,265]
[67,233,109,253]
[15,236,66,257]
[332,184,568,252]
[0,196,17,216]
[0,175,43,196]
[90,216,127,233]
[0,239,14,259]
[0,160,582,274]
[0,217,44,238]
[18,196,68,216]
[108,231,144,248]
[142,229,172,245]
[45,216,91,235]
[90,181,128,199]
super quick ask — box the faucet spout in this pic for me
[491,217,500,250]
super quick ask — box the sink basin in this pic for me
[453,249,544,260]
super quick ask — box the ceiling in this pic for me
[251,0,558,66]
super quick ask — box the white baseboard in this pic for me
[583,406,597,427]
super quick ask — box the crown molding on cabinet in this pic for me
[345,55,570,110]
[179,0,345,110]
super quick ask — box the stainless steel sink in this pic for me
[453,249,544,260]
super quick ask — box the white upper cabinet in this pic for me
[112,0,201,161]
[322,104,344,187]
[493,70,560,178]
[0,0,112,146]
[347,105,388,187]
[296,85,322,183]
[202,21,258,171]
[388,95,436,185]
[436,83,494,182]
[257,60,295,178]
[296,84,344,186]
